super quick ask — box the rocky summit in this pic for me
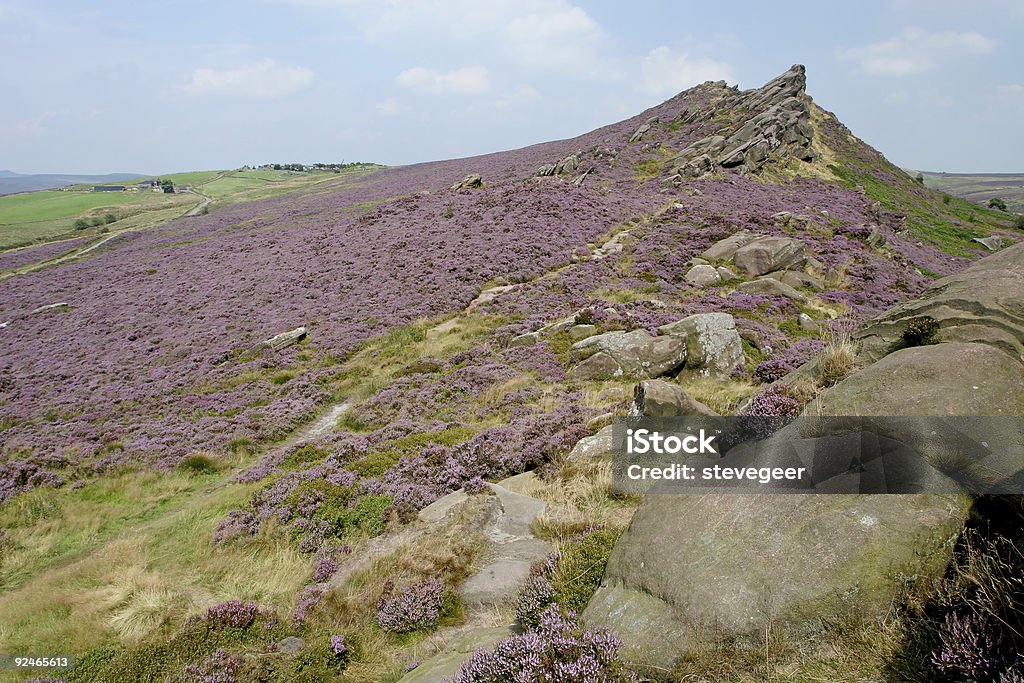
[0,62,1021,683]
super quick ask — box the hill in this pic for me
[914,170,1024,213]
[0,65,1020,682]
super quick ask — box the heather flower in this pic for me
[447,606,636,683]
[179,648,241,683]
[330,634,347,656]
[204,600,263,629]
[292,584,327,626]
[464,476,488,495]
[376,578,447,633]
[312,553,339,583]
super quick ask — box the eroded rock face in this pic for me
[852,241,1024,363]
[665,64,814,182]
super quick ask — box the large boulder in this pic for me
[629,379,718,417]
[584,493,969,670]
[732,236,807,276]
[853,241,1024,364]
[736,277,807,302]
[570,330,687,379]
[807,342,1024,417]
[684,264,721,287]
[700,229,759,262]
[568,351,622,381]
[658,313,743,378]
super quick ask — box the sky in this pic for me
[1,0,1022,175]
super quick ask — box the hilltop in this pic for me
[0,170,145,196]
[0,65,1020,682]
[914,169,1024,213]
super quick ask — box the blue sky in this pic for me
[1,0,1022,174]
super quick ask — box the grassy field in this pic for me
[915,171,1024,213]
[0,190,193,249]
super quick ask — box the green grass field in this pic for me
[0,190,194,249]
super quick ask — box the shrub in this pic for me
[376,578,448,633]
[73,218,89,230]
[103,213,117,224]
[552,528,621,615]
[312,553,338,583]
[753,358,793,384]
[516,552,560,628]
[450,606,637,683]
[464,476,489,494]
[211,509,259,546]
[988,198,1008,211]
[739,387,800,418]
[292,585,327,626]
[900,316,939,348]
[177,453,221,476]
[818,337,857,387]
[1015,215,1024,231]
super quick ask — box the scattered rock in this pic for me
[450,174,483,190]
[568,324,597,341]
[716,266,738,281]
[509,331,539,347]
[567,425,615,461]
[798,312,819,333]
[629,117,658,143]
[685,264,721,287]
[736,277,807,302]
[568,351,622,380]
[629,379,718,417]
[733,236,807,276]
[700,230,759,262]
[767,270,824,291]
[658,312,743,379]
[973,235,1004,251]
[278,637,305,655]
[570,330,687,379]
[30,302,69,315]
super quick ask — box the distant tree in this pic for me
[88,217,104,227]
[915,172,924,185]
[1015,215,1024,230]
[988,197,1008,211]
[103,213,117,224]
[73,218,89,230]
[161,179,175,193]
[273,164,282,170]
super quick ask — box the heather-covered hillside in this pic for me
[0,66,1019,682]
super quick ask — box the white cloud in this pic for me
[999,84,1024,96]
[179,58,314,99]
[837,27,996,76]
[640,46,734,97]
[375,98,402,115]
[396,66,490,95]
[503,5,613,78]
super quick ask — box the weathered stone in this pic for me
[768,270,824,291]
[732,236,807,276]
[700,230,759,261]
[973,235,1004,251]
[398,628,515,683]
[629,379,718,417]
[245,326,306,356]
[716,266,738,281]
[867,226,887,249]
[568,324,597,341]
[567,425,615,461]
[629,119,656,143]
[568,351,622,381]
[736,277,807,302]
[658,312,743,378]
[853,241,1024,363]
[278,637,305,655]
[449,174,483,190]
[808,342,1024,417]
[509,331,539,347]
[584,493,969,670]
[798,312,819,333]
[685,264,721,287]
[570,330,687,378]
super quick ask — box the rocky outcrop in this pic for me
[699,229,758,261]
[537,151,584,177]
[243,326,306,357]
[664,65,814,182]
[628,116,658,143]
[852,241,1024,363]
[567,351,622,380]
